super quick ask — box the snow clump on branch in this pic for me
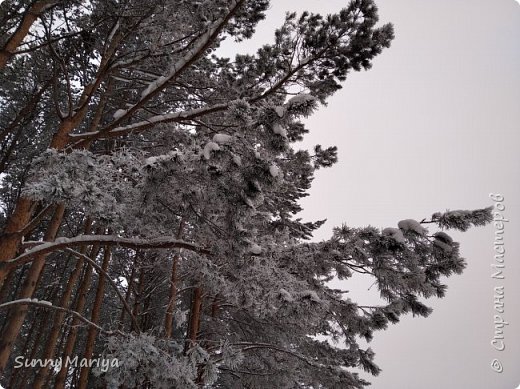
[382,227,405,243]
[203,142,221,160]
[397,219,427,236]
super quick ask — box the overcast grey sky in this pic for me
[221,0,520,388]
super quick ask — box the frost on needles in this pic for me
[0,0,492,388]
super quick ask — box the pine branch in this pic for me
[2,235,211,271]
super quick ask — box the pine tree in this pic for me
[0,1,492,388]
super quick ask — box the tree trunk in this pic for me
[164,254,180,338]
[185,287,203,354]
[0,203,65,375]
[118,265,136,331]
[77,246,111,389]
[164,219,184,337]
[131,265,145,332]
[211,294,220,319]
[31,219,94,389]
[53,240,102,389]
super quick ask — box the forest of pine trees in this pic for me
[0,0,492,388]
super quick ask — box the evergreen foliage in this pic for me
[0,1,491,388]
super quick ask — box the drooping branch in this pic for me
[0,299,116,336]
[69,103,228,145]
[3,235,211,271]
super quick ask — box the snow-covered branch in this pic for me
[69,103,228,143]
[0,299,117,336]
[3,235,211,270]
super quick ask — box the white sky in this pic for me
[221,0,520,388]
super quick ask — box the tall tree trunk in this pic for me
[164,253,180,338]
[131,265,145,332]
[118,265,136,331]
[77,246,111,389]
[0,203,65,375]
[185,286,203,354]
[53,240,102,389]
[211,294,220,319]
[164,219,185,338]
[31,219,94,389]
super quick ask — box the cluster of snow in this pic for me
[144,151,182,167]
[113,109,127,120]
[203,142,220,160]
[140,76,167,99]
[212,133,233,144]
[272,123,287,138]
[232,154,242,166]
[249,243,262,255]
[382,227,406,243]
[433,231,453,251]
[397,219,427,236]
[269,164,280,178]
[287,93,316,107]
[23,149,133,223]
[434,231,453,244]
[274,106,285,118]
[10,298,52,306]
